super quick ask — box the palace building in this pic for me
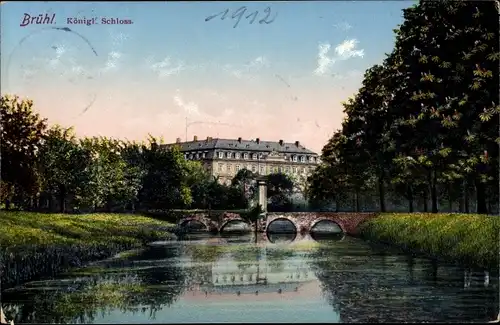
[163,136,320,185]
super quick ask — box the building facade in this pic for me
[163,136,320,185]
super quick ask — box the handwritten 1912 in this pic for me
[205,6,277,28]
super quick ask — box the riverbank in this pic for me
[0,211,175,289]
[358,213,499,270]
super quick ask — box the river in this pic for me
[2,231,498,323]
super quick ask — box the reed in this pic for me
[358,213,499,269]
[0,211,174,289]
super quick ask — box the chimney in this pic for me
[256,138,260,144]
[295,141,300,147]
[238,137,242,143]
[279,139,284,146]
[176,137,181,143]
[193,135,198,141]
[207,136,212,141]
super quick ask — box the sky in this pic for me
[0,1,415,153]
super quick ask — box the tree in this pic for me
[37,126,92,213]
[267,173,294,211]
[139,137,193,210]
[308,0,499,214]
[231,169,257,204]
[0,95,47,209]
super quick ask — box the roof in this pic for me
[162,138,318,155]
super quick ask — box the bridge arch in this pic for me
[266,217,298,234]
[179,218,210,231]
[309,218,345,234]
[219,219,251,233]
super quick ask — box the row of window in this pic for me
[217,163,312,175]
[184,151,317,163]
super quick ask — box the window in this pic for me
[196,153,200,159]
[235,152,241,159]
[260,166,265,174]
[273,167,278,173]
[202,152,207,158]
[243,153,249,159]
[309,156,314,162]
[227,164,232,172]
[292,167,297,173]
[285,166,290,173]
[189,154,194,159]
[293,155,298,162]
[236,165,240,171]
[227,152,232,159]
[252,153,257,160]
[279,167,283,173]
[301,168,305,173]
[218,151,224,159]
[218,163,223,172]
[300,156,306,163]
[252,165,257,172]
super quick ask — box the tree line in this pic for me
[307,0,499,214]
[1,95,297,213]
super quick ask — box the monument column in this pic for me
[257,176,268,212]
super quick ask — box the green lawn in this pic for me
[0,211,174,248]
[359,213,499,269]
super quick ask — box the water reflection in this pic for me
[310,232,345,243]
[2,235,498,323]
[267,232,296,244]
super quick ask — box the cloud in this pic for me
[102,51,122,72]
[110,32,129,47]
[173,91,200,116]
[148,57,185,78]
[223,56,270,80]
[333,22,352,32]
[314,39,364,76]
[48,45,66,68]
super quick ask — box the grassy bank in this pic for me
[359,213,499,269]
[0,211,174,289]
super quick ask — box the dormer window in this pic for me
[196,153,200,159]
[218,152,224,159]
[252,153,257,160]
[202,152,207,158]
[300,156,306,163]
[292,155,298,162]
[235,152,241,159]
[226,152,232,159]
[243,153,249,159]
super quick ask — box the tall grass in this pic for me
[359,213,499,269]
[0,211,174,289]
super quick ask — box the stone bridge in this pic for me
[177,212,377,236]
[177,212,247,233]
[262,212,377,236]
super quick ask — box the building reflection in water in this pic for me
[183,233,320,301]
